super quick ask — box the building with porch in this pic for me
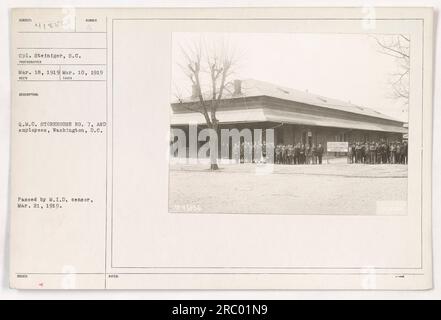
[170,79,407,157]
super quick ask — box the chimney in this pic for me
[191,84,199,98]
[234,79,242,95]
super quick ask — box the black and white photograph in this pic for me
[4,5,435,293]
[169,32,409,215]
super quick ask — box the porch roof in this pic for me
[170,108,408,134]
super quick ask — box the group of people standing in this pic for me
[232,141,325,164]
[348,140,408,164]
[233,141,273,163]
[229,139,408,165]
[275,143,325,165]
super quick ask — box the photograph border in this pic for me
[110,16,425,273]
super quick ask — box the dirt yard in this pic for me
[169,162,408,215]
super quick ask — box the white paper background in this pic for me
[0,0,440,299]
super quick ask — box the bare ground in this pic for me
[169,162,408,215]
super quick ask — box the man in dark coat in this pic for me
[300,144,306,164]
[402,141,408,164]
[294,143,300,165]
[317,143,324,164]
[369,142,376,164]
[355,142,362,163]
[348,143,354,164]
[376,142,382,164]
[381,142,388,164]
[275,144,282,164]
[311,144,317,164]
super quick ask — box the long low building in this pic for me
[170,79,407,155]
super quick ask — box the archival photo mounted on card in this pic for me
[9,7,433,289]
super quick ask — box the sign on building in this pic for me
[327,141,349,152]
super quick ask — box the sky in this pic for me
[172,32,409,122]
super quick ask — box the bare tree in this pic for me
[176,38,237,170]
[373,35,410,110]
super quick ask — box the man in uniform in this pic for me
[385,141,391,164]
[311,143,317,164]
[287,144,294,165]
[390,142,396,164]
[317,143,324,164]
[294,143,300,165]
[275,144,281,164]
[348,143,353,163]
[300,144,306,164]
[381,141,388,164]
[281,144,287,164]
[402,141,408,164]
[376,142,382,164]
[369,141,376,164]
[363,142,369,164]
[395,142,403,163]
[305,144,312,164]
[355,142,362,163]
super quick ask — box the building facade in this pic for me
[170,79,407,157]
